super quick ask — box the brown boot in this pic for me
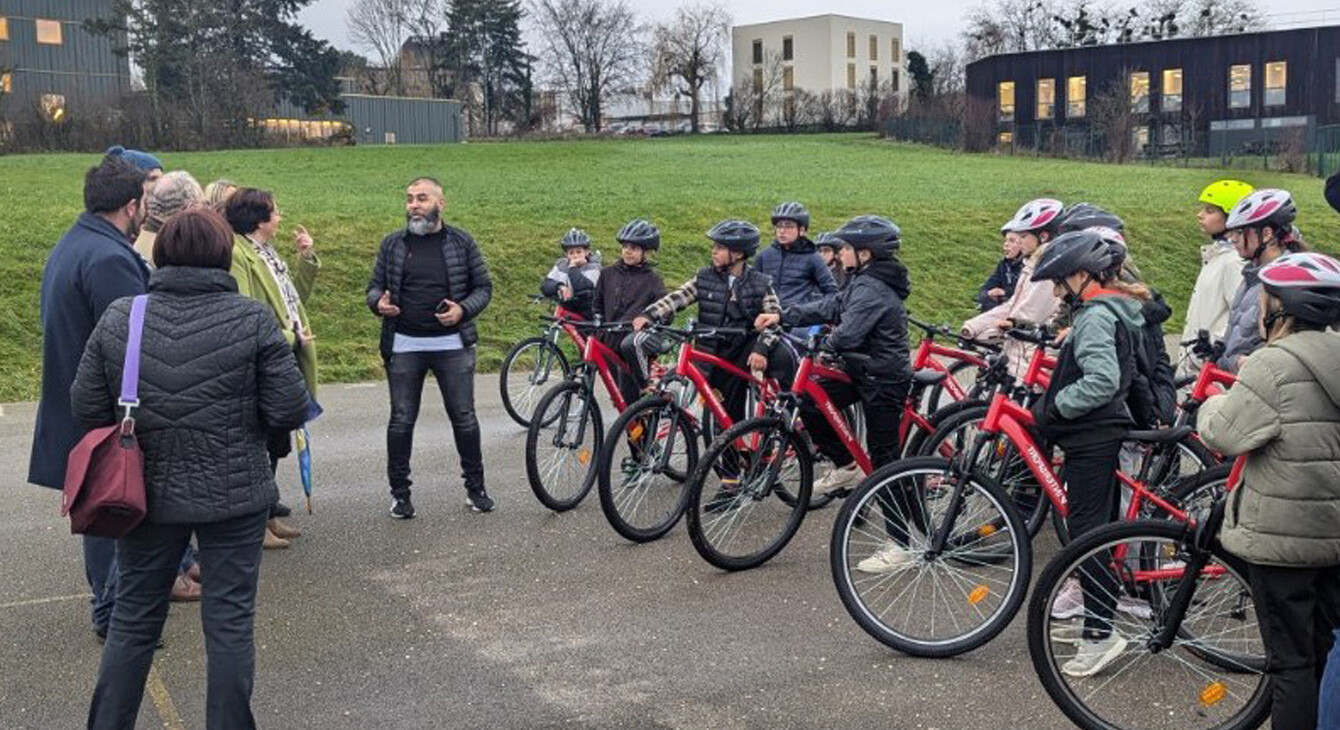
[268,517,302,539]
[263,527,290,550]
[169,574,202,602]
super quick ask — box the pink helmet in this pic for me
[1259,252,1340,326]
[1001,198,1064,234]
[1225,188,1296,231]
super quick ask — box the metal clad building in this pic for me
[270,93,464,145]
[964,25,1340,155]
[0,0,131,120]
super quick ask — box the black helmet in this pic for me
[771,201,810,229]
[616,219,660,251]
[1031,230,1120,282]
[835,215,900,259]
[814,231,844,251]
[707,219,760,258]
[560,227,591,250]
[1087,225,1127,274]
[1056,203,1124,234]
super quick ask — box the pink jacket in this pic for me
[961,255,1060,376]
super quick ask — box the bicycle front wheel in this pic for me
[685,417,814,571]
[500,337,570,428]
[525,381,603,512]
[596,396,698,543]
[1026,519,1269,730]
[830,456,1031,658]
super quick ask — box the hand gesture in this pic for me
[297,327,316,347]
[436,300,464,326]
[987,287,1006,299]
[558,285,573,301]
[754,313,781,331]
[632,316,650,331]
[295,225,314,257]
[747,352,768,372]
[376,291,401,317]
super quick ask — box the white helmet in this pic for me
[1001,198,1064,234]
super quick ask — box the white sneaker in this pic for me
[1049,621,1084,645]
[1050,578,1084,620]
[1116,595,1153,620]
[855,541,917,574]
[1062,634,1129,677]
[815,464,862,493]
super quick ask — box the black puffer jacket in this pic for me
[70,267,310,524]
[366,224,492,363]
[783,258,912,383]
[593,260,666,323]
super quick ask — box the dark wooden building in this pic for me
[0,0,132,126]
[965,25,1340,156]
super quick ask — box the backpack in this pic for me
[1093,295,1177,428]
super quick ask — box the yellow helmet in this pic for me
[1199,180,1254,214]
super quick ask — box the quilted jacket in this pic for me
[70,267,310,524]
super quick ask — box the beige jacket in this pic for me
[1178,241,1245,375]
[1200,330,1340,567]
[961,255,1060,376]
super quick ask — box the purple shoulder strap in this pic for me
[119,295,148,409]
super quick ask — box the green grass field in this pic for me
[2,133,1337,402]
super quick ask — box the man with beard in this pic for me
[30,153,151,642]
[366,177,493,519]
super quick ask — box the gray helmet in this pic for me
[1031,230,1120,282]
[1056,203,1124,234]
[615,219,660,251]
[707,219,761,258]
[814,231,844,251]
[560,227,591,250]
[771,201,810,229]
[835,215,901,259]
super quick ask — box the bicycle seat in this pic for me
[1125,425,1194,445]
[912,369,947,387]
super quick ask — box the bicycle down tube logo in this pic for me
[821,399,856,446]
[1023,443,1066,510]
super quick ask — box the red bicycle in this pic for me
[500,297,586,428]
[594,321,778,544]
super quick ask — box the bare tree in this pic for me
[1088,76,1138,161]
[347,0,439,95]
[648,2,729,133]
[530,0,642,132]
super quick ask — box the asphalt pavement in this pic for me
[0,376,1073,729]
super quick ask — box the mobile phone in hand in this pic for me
[435,299,452,314]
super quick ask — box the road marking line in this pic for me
[0,593,92,609]
[146,663,186,730]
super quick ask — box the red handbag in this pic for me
[62,295,149,537]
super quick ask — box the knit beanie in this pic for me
[146,171,204,231]
[105,145,163,172]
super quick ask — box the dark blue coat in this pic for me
[755,237,837,309]
[28,213,150,489]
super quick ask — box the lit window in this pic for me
[847,32,855,59]
[752,39,762,65]
[783,66,794,91]
[1036,78,1055,120]
[1229,64,1251,109]
[1129,71,1149,113]
[1162,68,1183,113]
[0,73,9,94]
[0,16,9,41]
[1067,76,1086,118]
[847,63,856,89]
[36,19,62,45]
[1265,61,1286,106]
[782,36,792,62]
[998,81,1015,121]
[869,35,878,61]
[998,131,1014,147]
[41,93,66,123]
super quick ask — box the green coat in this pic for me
[229,235,319,396]
[1199,330,1340,567]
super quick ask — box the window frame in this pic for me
[1162,68,1183,113]
[1229,64,1252,109]
[781,36,793,62]
[35,19,63,45]
[751,39,762,65]
[1036,78,1055,120]
[1129,71,1150,113]
[1264,61,1286,107]
[998,80,1016,122]
[1067,75,1086,118]
[846,32,856,59]
[0,16,9,42]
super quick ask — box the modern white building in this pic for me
[731,14,907,99]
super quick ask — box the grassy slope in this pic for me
[1,133,1336,402]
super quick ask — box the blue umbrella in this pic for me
[295,425,314,514]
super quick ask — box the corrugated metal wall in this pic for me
[1,0,131,109]
[271,94,464,144]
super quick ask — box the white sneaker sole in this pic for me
[1061,636,1129,678]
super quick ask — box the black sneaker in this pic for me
[272,501,293,518]
[390,496,416,519]
[465,489,494,513]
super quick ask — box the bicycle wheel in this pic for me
[799,404,862,512]
[686,417,813,571]
[830,456,1031,658]
[596,396,699,543]
[525,381,603,512]
[1026,520,1270,730]
[500,337,570,428]
[917,404,1048,537]
[924,359,981,415]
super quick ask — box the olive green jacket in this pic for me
[1200,330,1340,567]
[229,235,319,395]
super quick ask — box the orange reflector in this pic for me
[628,424,644,441]
[1200,682,1227,707]
[978,524,997,537]
[968,585,990,605]
[578,449,592,466]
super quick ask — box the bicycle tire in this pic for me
[596,396,699,543]
[500,337,570,428]
[1026,519,1270,730]
[925,358,982,415]
[830,456,1032,658]
[685,416,813,571]
[525,381,603,512]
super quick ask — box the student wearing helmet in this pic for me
[1219,188,1306,372]
[755,202,837,308]
[757,215,912,501]
[1178,180,1253,373]
[630,220,781,420]
[1030,230,1153,678]
[1198,251,1340,730]
[539,228,602,320]
[961,198,1064,376]
[813,231,848,289]
[597,219,666,406]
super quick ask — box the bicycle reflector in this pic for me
[1200,682,1227,707]
[968,585,990,605]
[978,523,997,537]
[578,449,592,466]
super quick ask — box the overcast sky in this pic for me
[298,0,1340,58]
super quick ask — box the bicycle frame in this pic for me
[573,323,632,414]
[669,336,776,431]
[789,353,874,475]
[911,335,990,403]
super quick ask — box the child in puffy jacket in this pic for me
[540,228,601,320]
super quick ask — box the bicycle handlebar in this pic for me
[1179,329,1226,361]
[1005,325,1057,347]
[539,315,632,332]
[908,316,956,339]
